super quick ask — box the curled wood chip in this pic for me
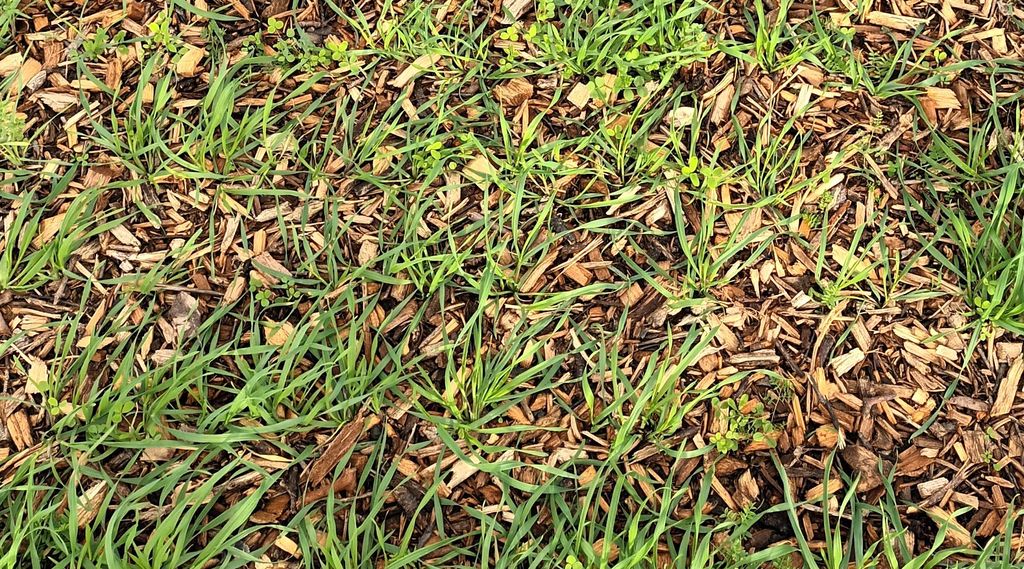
[6,410,33,450]
[736,470,760,507]
[710,83,735,125]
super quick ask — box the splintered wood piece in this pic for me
[736,470,760,507]
[76,482,109,528]
[493,77,533,107]
[5,410,33,450]
[992,358,1022,416]
[710,83,735,125]
[917,477,950,498]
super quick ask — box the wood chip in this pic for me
[264,321,294,346]
[665,106,695,128]
[304,410,368,486]
[463,154,497,190]
[493,77,533,107]
[924,87,961,109]
[499,0,533,23]
[831,348,865,377]
[924,507,972,547]
[842,444,883,492]
[389,53,442,88]
[76,482,108,528]
[5,410,33,450]
[175,45,205,77]
[866,11,928,31]
[992,357,1022,416]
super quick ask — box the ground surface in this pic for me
[2,0,1024,567]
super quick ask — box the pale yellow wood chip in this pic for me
[109,223,141,247]
[357,239,378,265]
[0,53,23,75]
[665,106,695,128]
[389,53,442,88]
[25,357,48,395]
[222,276,247,304]
[31,212,68,249]
[9,57,41,93]
[924,507,973,547]
[447,454,483,489]
[252,252,292,282]
[566,82,591,109]
[499,0,533,23]
[866,11,929,31]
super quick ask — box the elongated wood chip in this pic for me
[389,53,441,88]
[866,11,928,31]
[305,410,368,486]
[992,357,1022,416]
